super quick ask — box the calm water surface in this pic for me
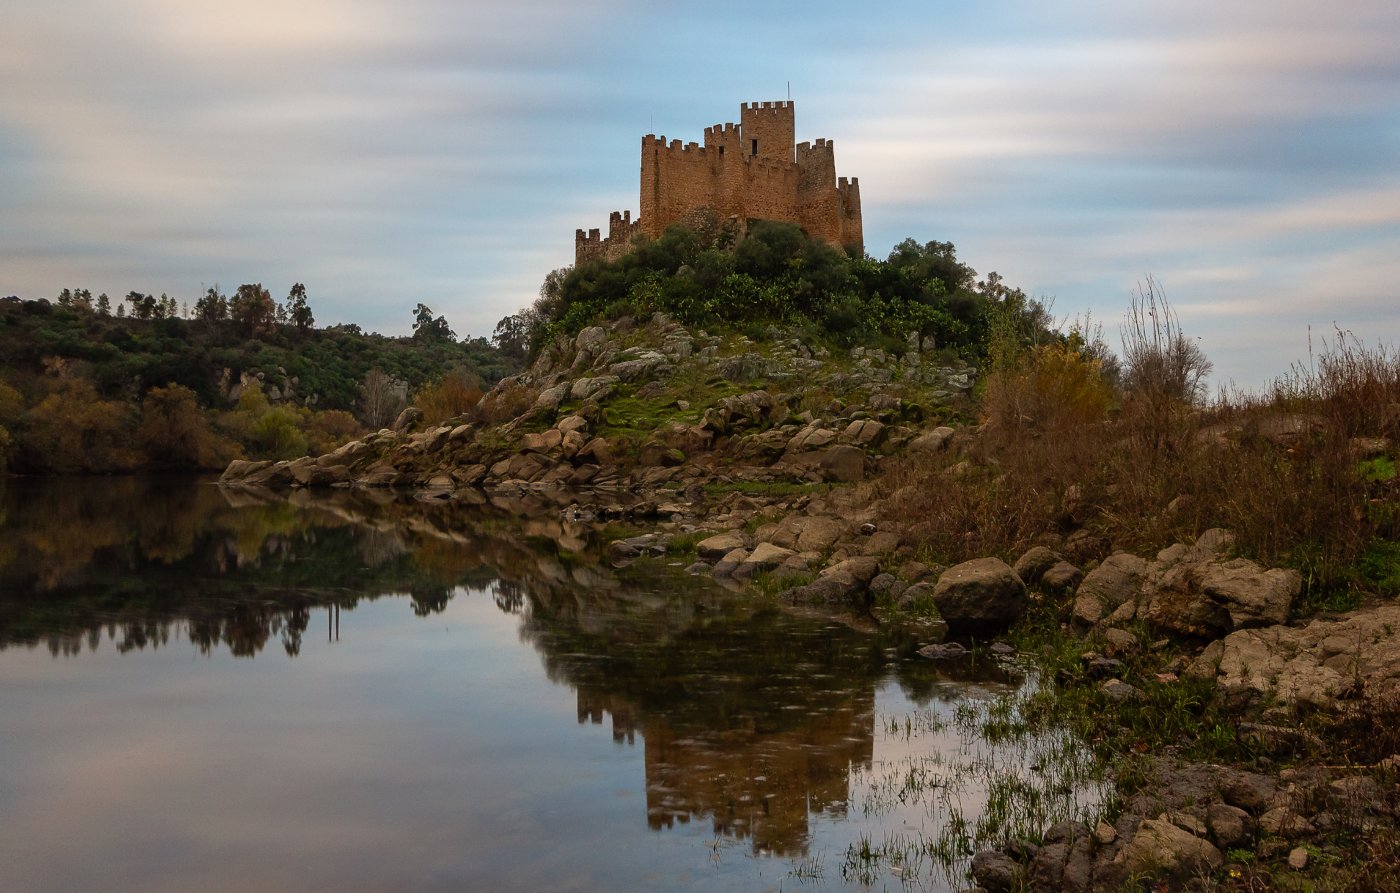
[0,478,1103,892]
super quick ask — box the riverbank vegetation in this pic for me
[870,285,1400,890]
[0,290,516,473]
[889,282,1400,608]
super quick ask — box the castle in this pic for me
[575,100,863,265]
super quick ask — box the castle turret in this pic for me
[740,100,795,162]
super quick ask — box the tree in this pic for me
[21,379,137,472]
[491,313,529,361]
[0,380,20,475]
[195,286,229,321]
[359,368,407,428]
[305,409,361,454]
[249,406,308,459]
[534,267,569,315]
[286,282,314,331]
[136,384,236,469]
[412,304,455,341]
[96,293,111,315]
[126,291,157,319]
[887,238,977,296]
[229,283,278,337]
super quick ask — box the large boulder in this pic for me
[906,426,955,455]
[701,390,777,434]
[838,418,886,448]
[733,543,796,578]
[391,405,422,432]
[1013,545,1062,587]
[636,441,685,467]
[696,530,751,561]
[315,439,369,468]
[932,558,1028,632]
[533,382,571,410]
[569,375,619,402]
[786,556,880,606]
[795,516,847,553]
[1197,558,1300,628]
[290,462,351,488]
[220,458,271,482]
[712,547,750,577]
[575,325,608,354]
[1072,552,1148,627]
[1113,818,1223,885]
[785,424,837,454]
[1041,561,1084,591]
[765,514,848,552]
[970,850,1021,892]
[520,428,563,453]
[1138,566,1234,639]
[575,436,614,465]
[818,444,866,483]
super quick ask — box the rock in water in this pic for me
[917,642,968,660]
[931,557,1027,633]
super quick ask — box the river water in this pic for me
[0,478,1106,892]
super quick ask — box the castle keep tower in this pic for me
[576,101,862,265]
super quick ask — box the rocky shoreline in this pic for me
[221,315,1400,891]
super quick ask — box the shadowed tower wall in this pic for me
[577,100,862,264]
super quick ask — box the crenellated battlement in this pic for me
[741,100,794,112]
[703,122,741,153]
[578,100,862,265]
[577,209,643,264]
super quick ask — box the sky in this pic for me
[2,0,1397,389]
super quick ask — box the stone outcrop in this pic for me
[1189,603,1400,713]
[1072,530,1301,640]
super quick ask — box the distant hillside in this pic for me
[0,291,521,474]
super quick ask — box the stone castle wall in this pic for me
[576,101,862,265]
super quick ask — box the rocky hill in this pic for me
[220,312,975,498]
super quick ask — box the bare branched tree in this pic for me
[1119,276,1213,451]
[1121,276,1212,405]
[359,369,408,429]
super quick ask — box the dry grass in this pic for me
[887,332,1400,600]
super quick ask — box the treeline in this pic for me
[497,221,1052,361]
[0,288,520,474]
